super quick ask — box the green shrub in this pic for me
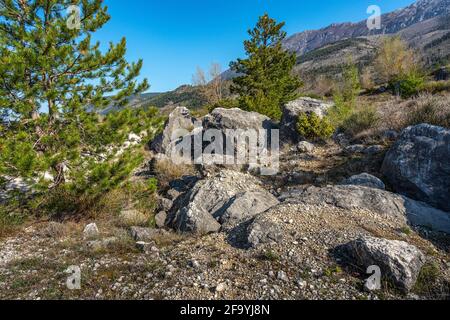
[327,94,354,128]
[341,107,379,136]
[413,262,441,296]
[147,178,159,194]
[297,113,335,140]
[300,92,324,100]
[390,73,425,98]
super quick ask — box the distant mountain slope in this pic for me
[296,10,450,85]
[99,85,208,114]
[221,0,450,85]
[143,85,208,109]
[295,36,381,81]
[283,0,450,56]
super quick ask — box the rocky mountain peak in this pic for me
[283,0,450,55]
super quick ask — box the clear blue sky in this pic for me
[95,0,416,92]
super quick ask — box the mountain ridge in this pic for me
[283,0,450,55]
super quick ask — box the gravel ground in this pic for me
[1,202,449,300]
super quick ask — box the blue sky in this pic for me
[95,0,416,92]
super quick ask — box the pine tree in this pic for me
[328,60,361,127]
[0,0,156,193]
[230,13,302,120]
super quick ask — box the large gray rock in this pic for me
[185,108,277,171]
[174,202,221,234]
[342,236,425,292]
[340,173,386,190]
[150,107,196,155]
[168,170,279,235]
[382,124,450,212]
[219,191,279,229]
[281,185,450,234]
[280,97,333,143]
[246,214,284,248]
[203,108,275,131]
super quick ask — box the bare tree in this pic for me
[192,66,207,86]
[209,63,223,103]
[360,67,374,90]
[192,63,223,104]
[375,36,420,83]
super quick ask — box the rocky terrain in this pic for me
[1,98,449,300]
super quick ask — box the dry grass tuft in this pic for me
[367,93,450,135]
[154,158,196,189]
[403,94,450,128]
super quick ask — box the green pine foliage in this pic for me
[230,14,302,120]
[328,62,361,127]
[389,73,425,99]
[297,113,334,141]
[0,1,163,203]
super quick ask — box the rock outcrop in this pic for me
[382,124,450,212]
[341,236,425,292]
[150,107,196,155]
[280,185,450,234]
[246,213,284,248]
[0,177,32,203]
[340,173,386,190]
[218,191,279,230]
[203,108,275,131]
[168,170,279,234]
[280,97,333,143]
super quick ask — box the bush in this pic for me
[375,36,420,84]
[297,113,335,141]
[147,178,159,194]
[327,62,361,128]
[341,107,380,136]
[327,94,354,128]
[239,92,285,121]
[390,73,425,99]
[413,262,441,296]
[299,92,324,100]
